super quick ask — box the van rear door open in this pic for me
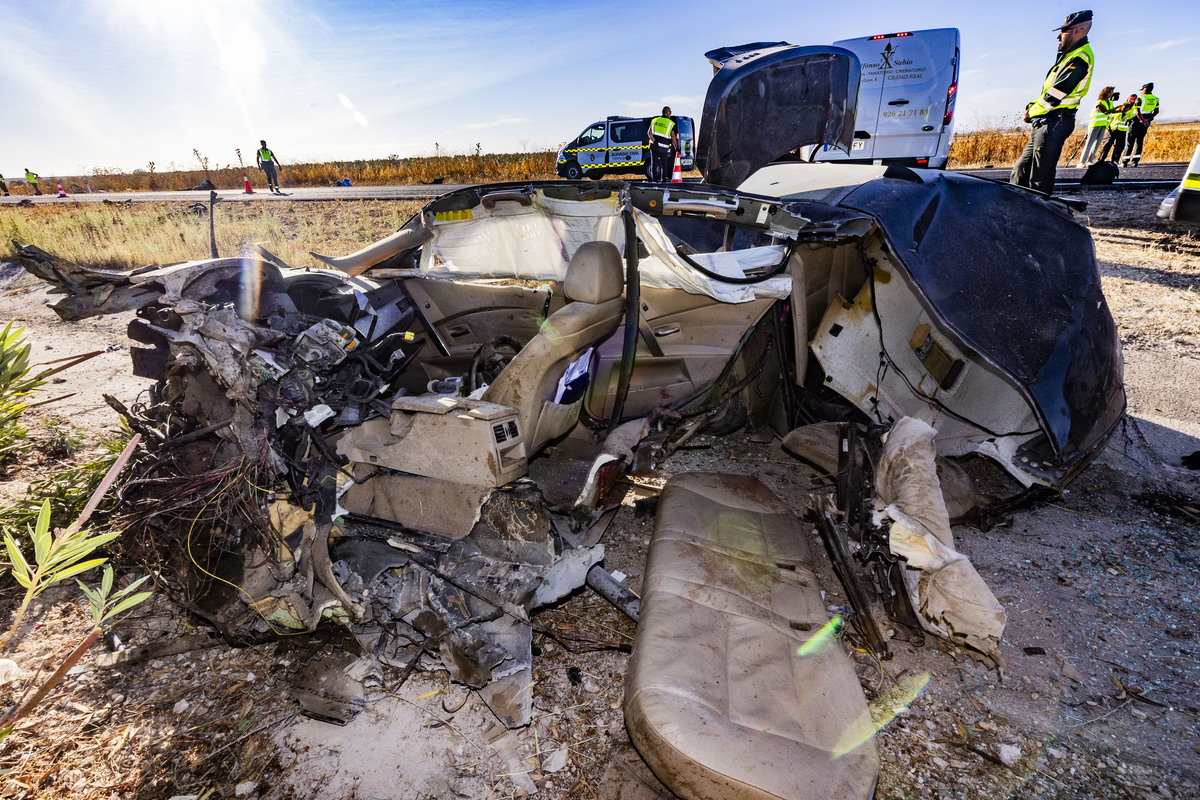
[819,28,959,168]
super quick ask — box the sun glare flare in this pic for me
[240,254,264,321]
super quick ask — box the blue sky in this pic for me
[3,0,1197,177]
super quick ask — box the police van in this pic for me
[812,28,960,168]
[556,116,696,180]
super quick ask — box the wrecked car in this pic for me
[16,41,1123,798]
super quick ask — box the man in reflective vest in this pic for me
[256,140,282,194]
[1010,10,1095,194]
[646,107,679,182]
[1122,83,1160,167]
[1099,95,1136,163]
[24,168,42,196]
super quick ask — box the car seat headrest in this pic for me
[565,241,625,304]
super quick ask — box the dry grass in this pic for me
[4,121,1195,196]
[0,200,424,270]
[6,152,559,196]
[949,121,1200,168]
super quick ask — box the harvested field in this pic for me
[0,188,1196,800]
[949,121,1199,168]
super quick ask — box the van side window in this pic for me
[610,123,644,144]
[579,125,605,145]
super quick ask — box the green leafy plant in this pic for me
[0,435,148,742]
[0,566,151,742]
[0,322,39,464]
[77,565,153,629]
[0,322,102,468]
[1,499,121,650]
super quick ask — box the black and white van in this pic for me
[556,116,696,180]
[814,28,960,168]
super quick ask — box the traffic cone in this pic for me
[243,173,254,194]
[56,180,67,198]
[671,152,682,183]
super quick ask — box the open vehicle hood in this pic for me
[699,43,859,189]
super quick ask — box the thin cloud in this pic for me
[1143,37,1197,53]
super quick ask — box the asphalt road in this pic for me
[0,162,1186,207]
[956,161,1187,186]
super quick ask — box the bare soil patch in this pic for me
[0,190,1196,800]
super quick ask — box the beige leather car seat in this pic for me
[625,472,880,800]
[482,241,625,453]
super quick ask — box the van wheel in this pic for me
[563,162,583,180]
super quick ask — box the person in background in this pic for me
[24,168,42,195]
[1098,94,1137,163]
[1010,10,1095,194]
[1122,82,1160,167]
[646,107,679,182]
[1077,86,1116,166]
[256,140,283,194]
[0,174,8,196]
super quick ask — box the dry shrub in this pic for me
[11,152,560,196]
[950,121,1199,169]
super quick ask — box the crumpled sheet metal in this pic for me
[874,417,1006,662]
[327,484,606,728]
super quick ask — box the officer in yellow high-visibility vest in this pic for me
[1010,10,1095,194]
[1122,82,1160,167]
[256,139,282,194]
[24,168,42,196]
[1077,86,1116,166]
[1098,94,1136,163]
[646,107,679,182]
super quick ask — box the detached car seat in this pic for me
[482,241,625,453]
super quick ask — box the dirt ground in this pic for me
[0,188,1196,800]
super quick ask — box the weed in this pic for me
[38,417,84,460]
[0,323,43,467]
[0,427,131,531]
[0,436,150,741]
[193,148,211,179]
[1,500,119,649]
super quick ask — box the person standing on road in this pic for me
[1077,86,1116,166]
[24,168,42,195]
[1010,10,1095,194]
[1098,94,1136,163]
[1122,83,1160,167]
[0,174,8,196]
[646,107,679,182]
[256,140,282,194]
